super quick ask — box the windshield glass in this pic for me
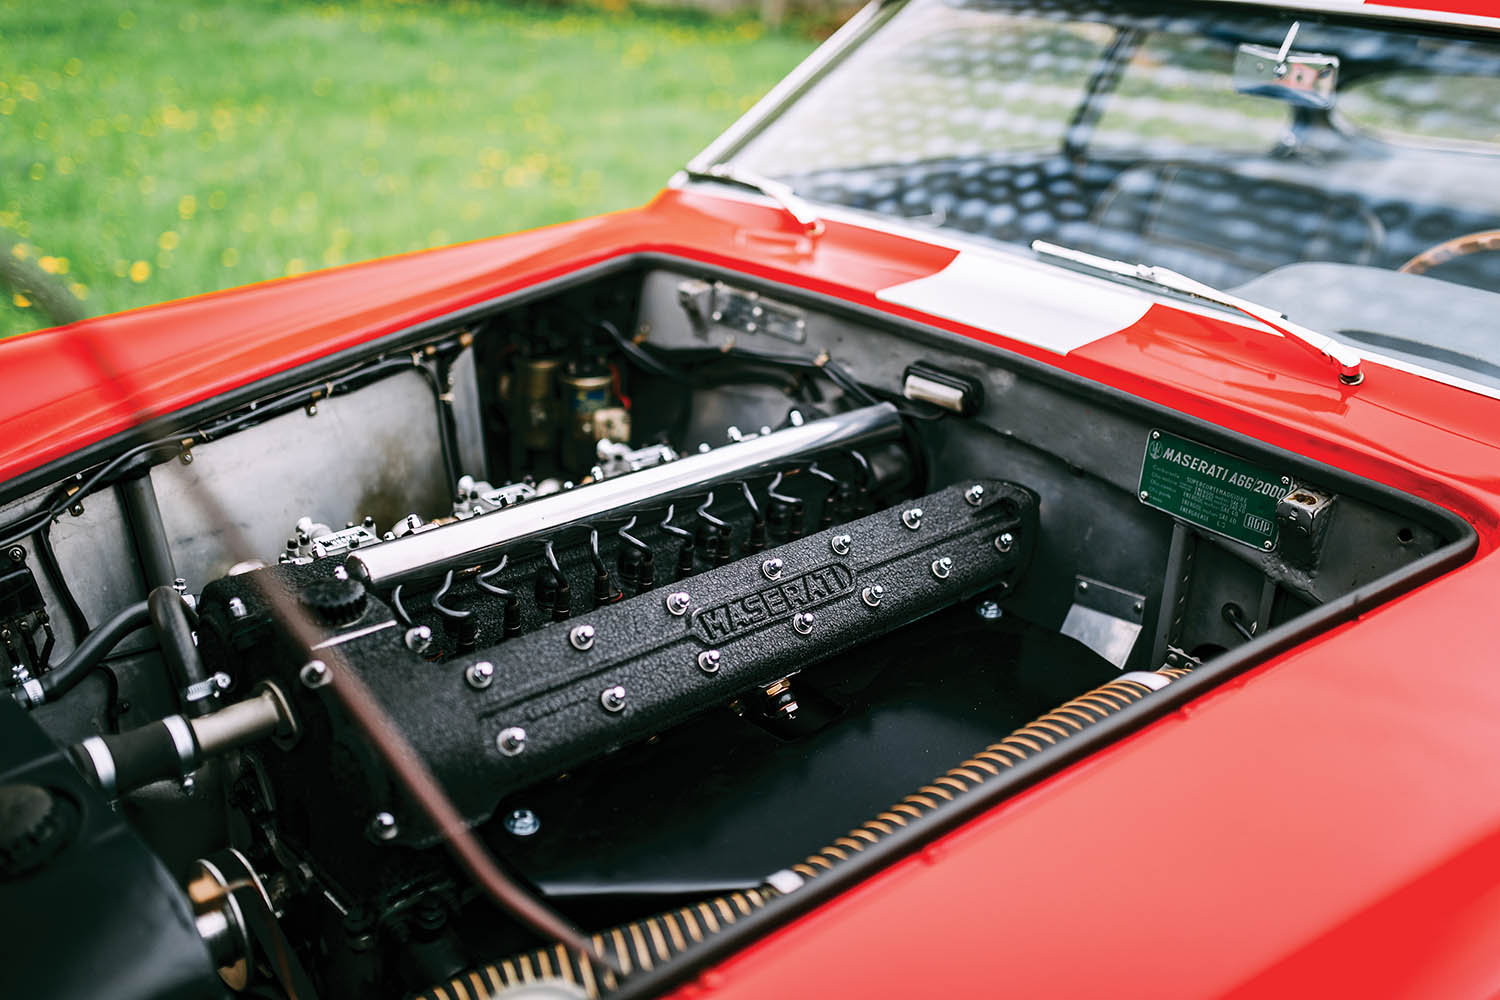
[723,0,1500,387]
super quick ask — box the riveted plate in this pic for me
[1138,429,1285,550]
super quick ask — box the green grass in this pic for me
[0,0,815,336]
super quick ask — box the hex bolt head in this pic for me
[569,624,596,651]
[496,726,527,756]
[965,484,985,507]
[861,585,883,608]
[665,591,691,616]
[975,599,1003,620]
[1139,491,1150,501]
[228,596,248,619]
[1263,540,1275,551]
[995,532,1015,553]
[931,557,953,580]
[792,612,815,635]
[369,812,398,841]
[465,661,495,690]
[600,685,627,713]
[405,625,434,654]
[5,546,24,563]
[504,808,540,837]
[299,659,329,688]
[901,507,923,530]
[830,534,852,556]
[761,557,784,580]
[697,649,722,674]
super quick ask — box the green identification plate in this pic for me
[1138,430,1286,550]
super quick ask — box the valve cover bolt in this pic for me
[792,612,815,635]
[369,812,398,841]
[665,591,691,616]
[600,685,627,713]
[931,557,953,580]
[465,661,495,689]
[761,558,784,580]
[965,484,985,507]
[697,649,721,674]
[496,726,527,756]
[862,585,884,607]
[901,508,923,530]
[830,534,852,556]
[995,532,1015,553]
[569,624,595,651]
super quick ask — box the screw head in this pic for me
[697,649,721,674]
[1151,430,1160,440]
[369,812,398,841]
[975,599,1003,620]
[496,726,527,756]
[228,596,248,619]
[1263,539,1275,551]
[466,661,495,689]
[569,624,596,651]
[600,685,627,713]
[666,591,691,616]
[504,808,540,837]
[761,557,784,580]
[931,556,953,580]
[299,659,329,688]
[901,507,923,530]
[995,532,1015,553]
[964,484,985,507]
[792,612,815,635]
[405,625,433,653]
[1139,491,1149,501]
[861,585,883,607]
[305,403,318,417]
[1078,581,1090,593]
[5,546,23,563]
[830,533,852,556]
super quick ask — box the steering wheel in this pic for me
[1399,229,1500,276]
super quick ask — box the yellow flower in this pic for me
[12,293,30,308]
[68,282,88,300]
[158,231,180,251]
[178,194,197,220]
[38,255,69,275]
[129,260,151,283]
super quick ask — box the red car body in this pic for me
[7,177,1500,995]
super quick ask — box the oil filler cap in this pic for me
[299,577,368,627]
[0,783,78,879]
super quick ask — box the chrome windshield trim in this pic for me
[686,0,899,173]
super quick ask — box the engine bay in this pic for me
[0,261,1471,999]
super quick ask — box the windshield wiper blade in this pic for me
[682,163,824,236]
[1032,240,1364,386]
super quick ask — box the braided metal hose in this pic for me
[414,666,1192,1000]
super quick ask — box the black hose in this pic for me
[37,598,151,701]
[119,472,177,592]
[148,587,211,716]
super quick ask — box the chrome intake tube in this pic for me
[345,403,904,588]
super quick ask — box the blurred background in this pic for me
[0,0,828,338]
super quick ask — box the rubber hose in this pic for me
[37,599,151,701]
[414,666,1193,1000]
[148,586,212,716]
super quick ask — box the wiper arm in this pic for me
[1032,241,1364,386]
[682,163,824,236]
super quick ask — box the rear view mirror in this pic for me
[1234,23,1339,109]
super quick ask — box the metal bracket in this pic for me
[1061,576,1146,669]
